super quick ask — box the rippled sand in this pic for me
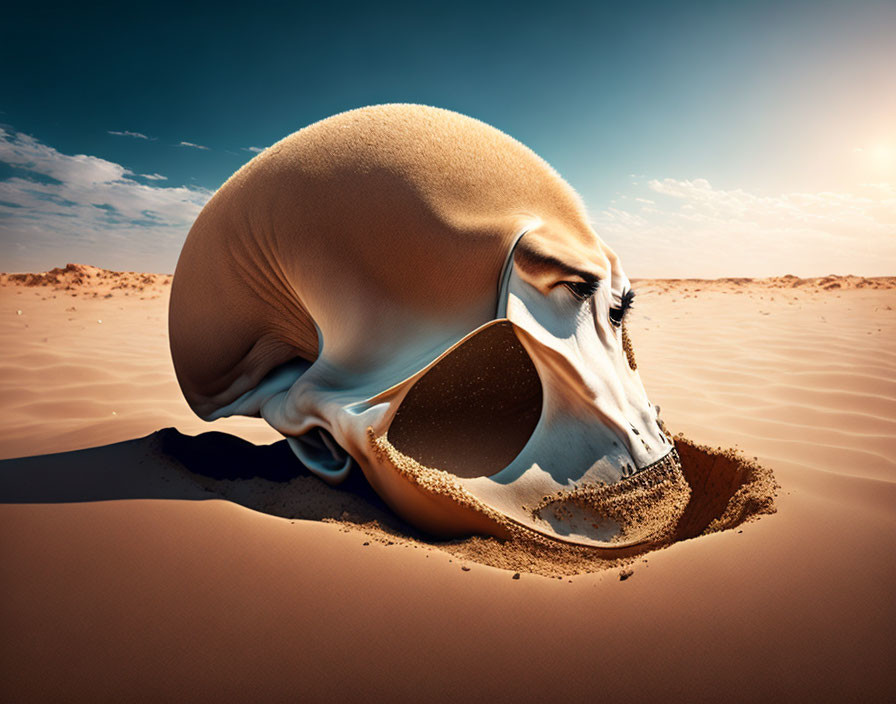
[1,266,894,701]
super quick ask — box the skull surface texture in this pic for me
[169,104,688,547]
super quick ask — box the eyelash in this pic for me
[609,288,635,327]
[561,282,635,326]
[563,280,600,302]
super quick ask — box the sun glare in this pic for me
[870,142,893,168]
[855,141,894,170]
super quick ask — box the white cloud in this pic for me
[138,172,167,181]
[179,141,209,151]
[0,128,212,272]
[108,130,151,140]
[243,146,265,153]
[594,177,896,277]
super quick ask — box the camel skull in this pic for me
[169,104,688,546]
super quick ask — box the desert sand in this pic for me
[1,264,894,701]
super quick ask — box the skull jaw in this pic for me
[355,317,687,547]
[256,316,687,548]
[363,428,690,548]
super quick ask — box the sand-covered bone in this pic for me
[169,104,718,544]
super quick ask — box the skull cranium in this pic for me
[169,104,688,547]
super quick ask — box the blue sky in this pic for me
[1,0,894,275]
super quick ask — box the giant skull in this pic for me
[169,104,689,547]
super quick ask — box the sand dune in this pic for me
[1,266,894,701]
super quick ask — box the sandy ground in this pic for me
[1,265,895,702]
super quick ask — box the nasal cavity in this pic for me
[388,321,543,479]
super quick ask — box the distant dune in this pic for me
[1,262,172,294]
[1,265,894,701]
[631,272,896,290]
[4,262,895,293]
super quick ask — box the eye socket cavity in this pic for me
[609,288,635,327]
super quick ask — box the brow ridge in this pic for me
[514,248,601,285]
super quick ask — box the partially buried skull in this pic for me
[169,104,690,547]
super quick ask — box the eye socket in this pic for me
[562,280,599,302]
[609,288,635,327]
